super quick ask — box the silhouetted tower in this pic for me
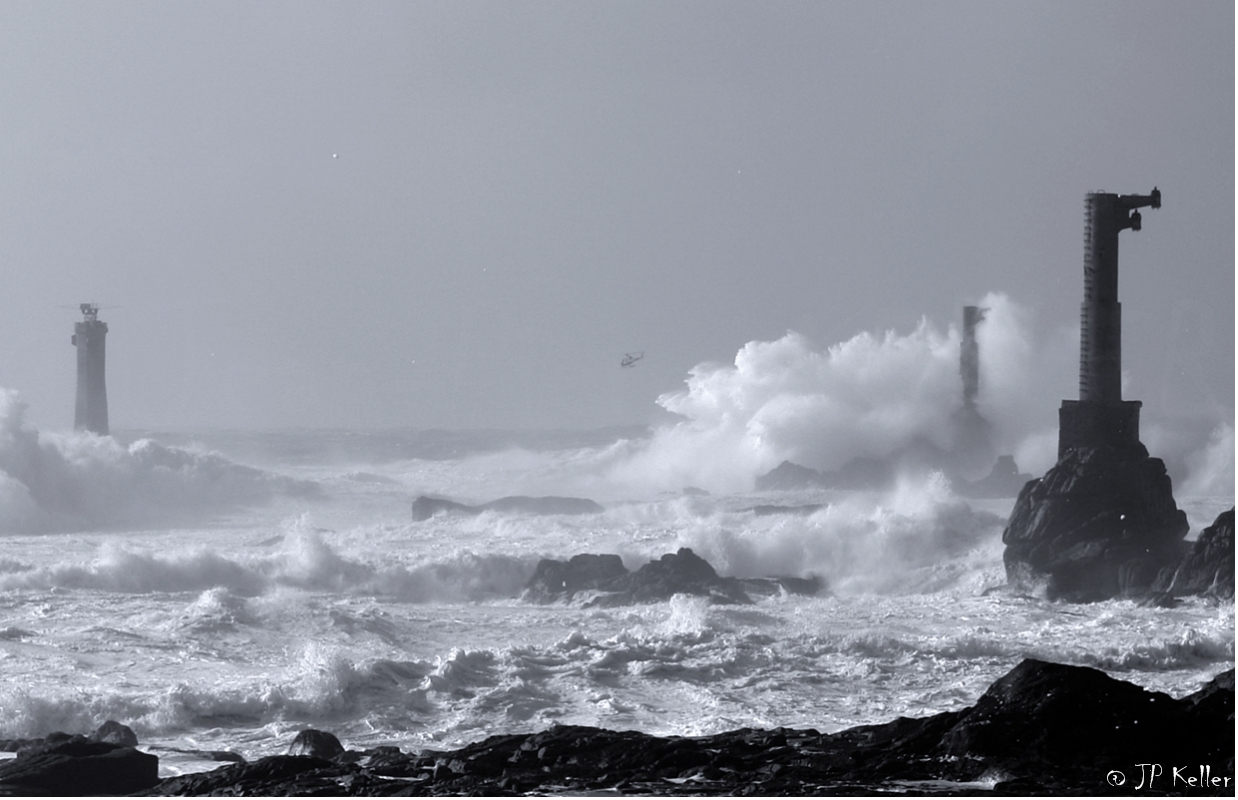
[960,305,986,409]
[950,304,994,475]
[72,303,109,435]
[1058,188,1160,458]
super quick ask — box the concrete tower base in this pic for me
[1057,399,1142,460]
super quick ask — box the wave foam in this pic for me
[0,390,318,532]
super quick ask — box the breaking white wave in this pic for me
[0,390,317,532]
[597,293,1073,496]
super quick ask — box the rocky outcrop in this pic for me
[1002,443,1188,601]
[138,659,1234,796]
[287,729,346,760]
[1153,508,1235,600]
[0,733,159,795]
[411,495,603,521]
[523,547,821,606]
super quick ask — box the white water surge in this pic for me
[0,301,1230,777]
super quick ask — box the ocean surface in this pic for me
[0,423,1232,779]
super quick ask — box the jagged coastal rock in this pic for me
[1153,507,1236,600]
[127,659,1232,796]
[0,729,158,796]
[411,494,603,521]
[1002,443,1189,601]
[523,547,821,606]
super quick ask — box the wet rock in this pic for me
[523,553,628,603]
[412,495,603,521]
[1002,443,1188,601]
[90,719,138,747]
[287,728,345,760]
[602,547,752,606]
[0,734,159,795]
[146,755,339,796]
[1153,508,1235,599]
[140,660,1233,795]
[524,548,821,606]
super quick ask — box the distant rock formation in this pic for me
[747,503,825,516]
[755,460,831,491]
[755,452,1029,498]
[754,457,893,492]
[1002,443,1188,602]
[523,547,821,606]
[137,659,1234,796]
[412,495,603,521]
[1153,508,1235,600]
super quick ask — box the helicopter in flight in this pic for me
[620,351,644,368]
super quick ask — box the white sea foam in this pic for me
[0,390,316,533]
[0,334,1229,770]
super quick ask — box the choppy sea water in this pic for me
[0,424,1232,779]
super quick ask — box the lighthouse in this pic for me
[1057,188,1160,458]
[72,303,109,435]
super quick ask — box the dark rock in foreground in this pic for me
[411,494,603,521]
[0,734,159,795]
[138,659,1234,796]
[287,729,346,760]
[1002,443,1189,601]
[1153,508,1236,600]
[523,547,822,606]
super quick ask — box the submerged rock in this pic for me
[138,659,1234,796]
[411,495,603,521]
[1002,443,1188,601]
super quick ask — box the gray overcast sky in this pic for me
[0,0,1232,432]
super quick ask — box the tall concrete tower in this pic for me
[1057,188,1160,458]
[72,303,109,435]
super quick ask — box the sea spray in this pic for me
[0,391,317,532]
[600,293,1071,495]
